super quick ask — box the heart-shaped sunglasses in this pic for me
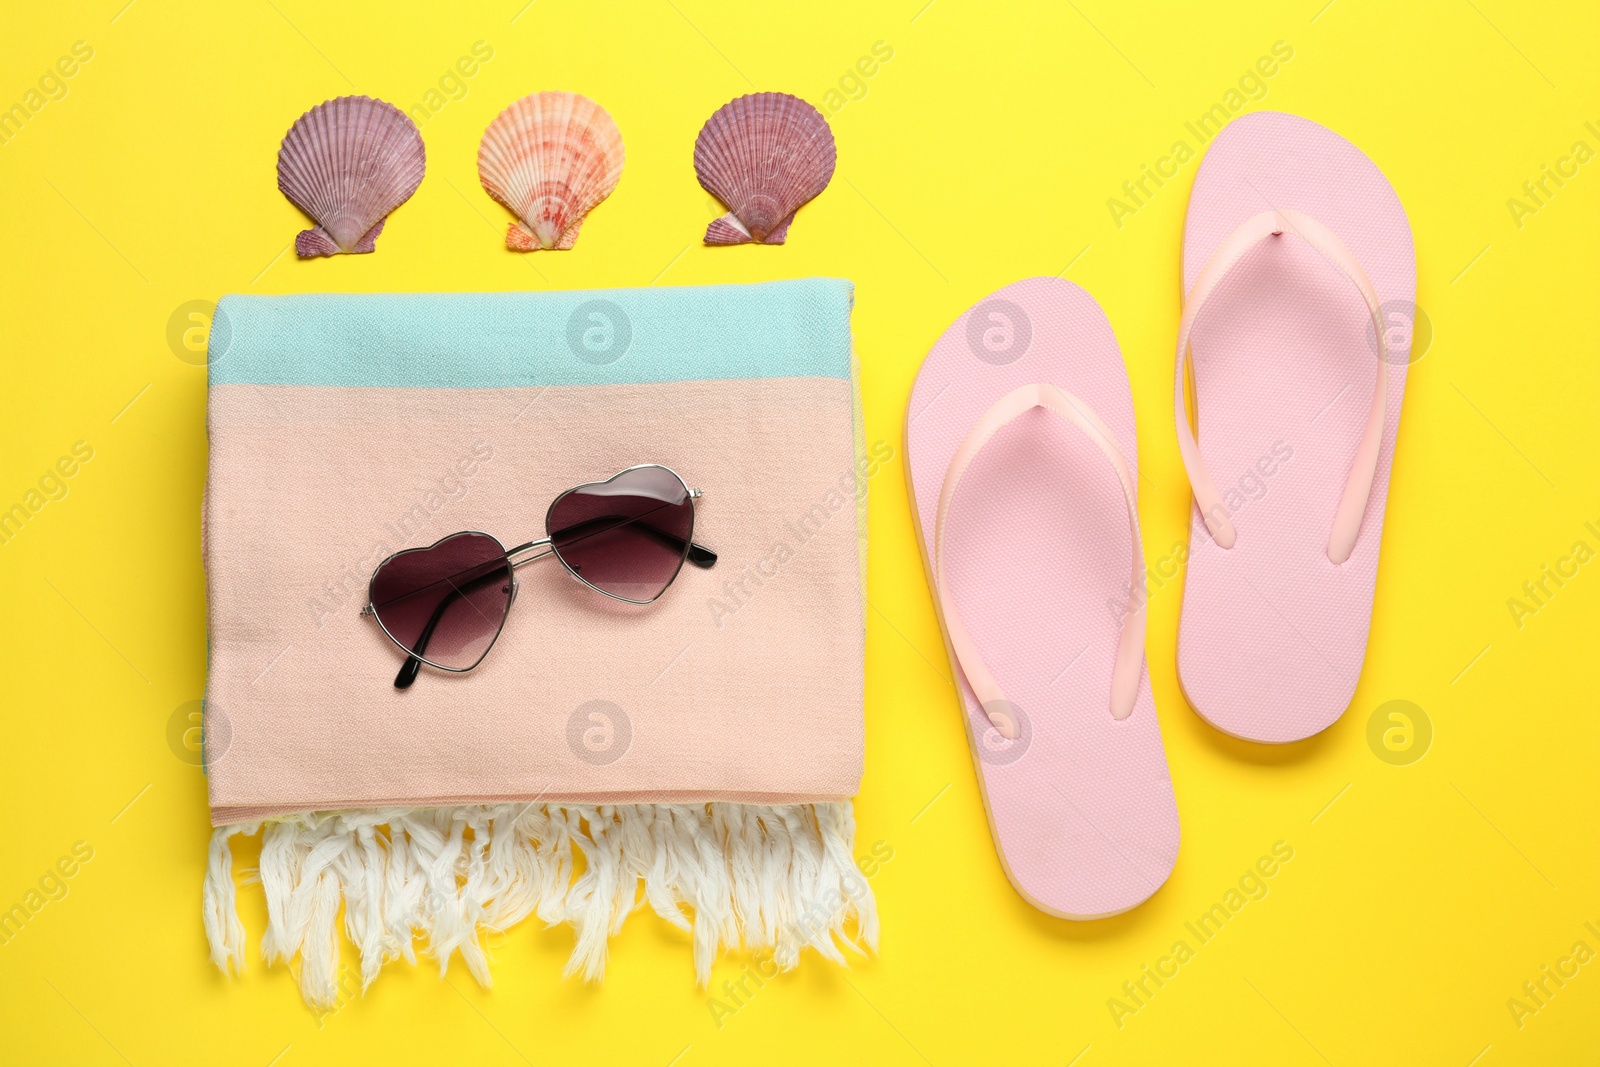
[361,464,716,689]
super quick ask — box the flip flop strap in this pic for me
[1173,208,1388,565]
[934,383,1147,738]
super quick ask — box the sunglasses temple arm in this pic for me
[542,514,717,568]
[392,566,513,690]
[685,539,718,568]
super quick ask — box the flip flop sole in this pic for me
[907,277,1179,919]
[1177,111,1416,743]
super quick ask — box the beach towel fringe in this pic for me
[204,801,877,1009]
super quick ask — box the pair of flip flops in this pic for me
[906,112,1415,918]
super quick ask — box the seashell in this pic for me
[277,96,425,257]
[694,93,836,245]
[477,92,625,251]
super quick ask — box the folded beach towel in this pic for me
[200,278,874,1006]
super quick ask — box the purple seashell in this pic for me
[694,93,835,245]
[277,96,425,257]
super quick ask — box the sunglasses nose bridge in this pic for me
[506,537,554,568]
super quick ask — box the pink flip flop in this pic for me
[907,278,1179,918]
[1174,111,1416,744]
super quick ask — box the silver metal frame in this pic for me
[362,464,702,677]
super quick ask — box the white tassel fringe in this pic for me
[204,802,877,1009]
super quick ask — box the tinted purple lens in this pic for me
[547,467,694,603]
[369,532,513,670]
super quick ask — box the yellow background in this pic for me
[2,0,1596,1063]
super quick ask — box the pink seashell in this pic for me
[477,92,625,251]
[694,93,836,245]
[277,96,425,257]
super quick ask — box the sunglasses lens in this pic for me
[369,532,512,670]
[548,467,695,603]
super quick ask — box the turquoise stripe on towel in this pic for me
[208,278,854,388]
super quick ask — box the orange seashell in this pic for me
[477,92,625,251]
